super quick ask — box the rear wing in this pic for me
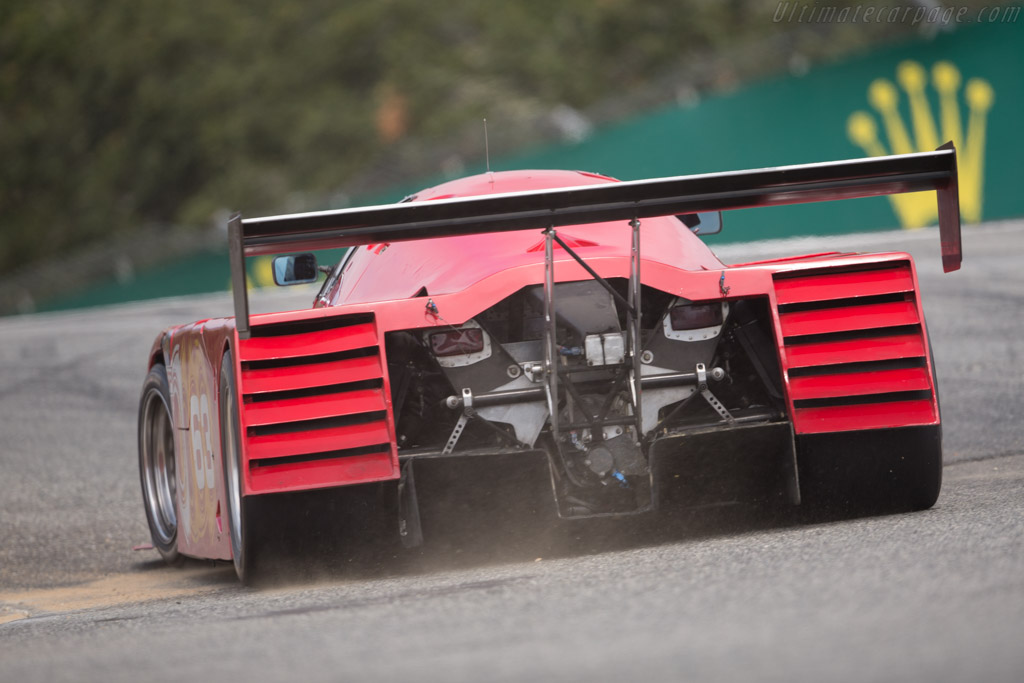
[229,143,960,338]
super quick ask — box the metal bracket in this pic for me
[696,363,734,423]
[442,388,474,454]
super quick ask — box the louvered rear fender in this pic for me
[771,255,939,435]
[232,309,399,496]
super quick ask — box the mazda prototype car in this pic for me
[138,145,961,582]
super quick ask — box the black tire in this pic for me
[220,349,261,583]
[138,363,184,565]
[796,424,941,515]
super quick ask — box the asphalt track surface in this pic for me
[2,221,1023,682]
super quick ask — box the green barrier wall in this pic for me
[45,21,1023,312]
[386,21,1022,244]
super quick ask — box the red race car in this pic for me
[138,145,961,582]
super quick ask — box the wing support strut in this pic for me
[540,219,646,449]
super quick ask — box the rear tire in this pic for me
[797,424,941,515]
[220,349,261,583]
[138,363,184,565]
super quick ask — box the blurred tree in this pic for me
[1,0,995,276]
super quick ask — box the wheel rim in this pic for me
[142,388,177,545]
[222,371,244,562]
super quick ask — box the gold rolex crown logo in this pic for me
[847,60,993,227]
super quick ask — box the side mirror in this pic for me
[677,211,723,236]
[272,253,319,286]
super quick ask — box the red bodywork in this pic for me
[149,168,945,560]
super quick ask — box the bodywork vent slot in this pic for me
[247,312,374,337]
[249,443,392,469]
[772,261,937,434]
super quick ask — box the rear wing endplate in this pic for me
[229,144,960,338]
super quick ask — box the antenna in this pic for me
[483,118,491,173]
